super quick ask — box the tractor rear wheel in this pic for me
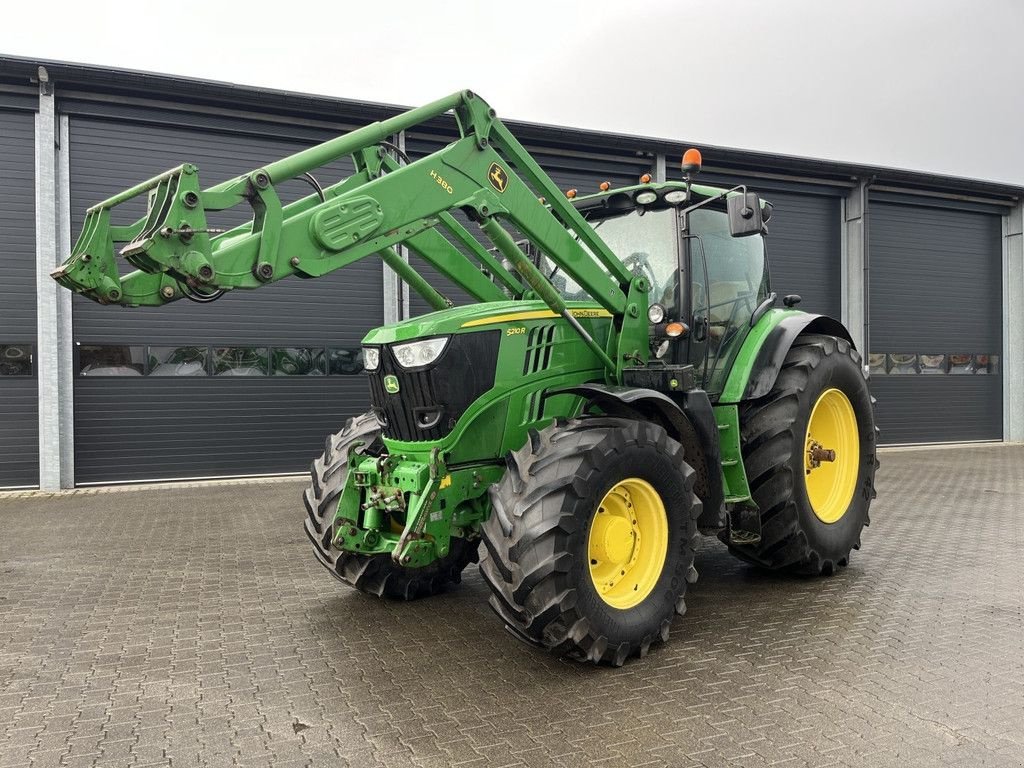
[303,412,478,599]
[480,417,701,665]
[724,334,878,574]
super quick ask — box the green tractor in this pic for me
[54,91,877,665]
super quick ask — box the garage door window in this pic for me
[272,348,326,376]
[75,344,366,376]
[870,352,1000,375]
[0,344,33,376]
[149,346,208,376]
[79,345,146,376]
[329,348,364,375]
[213,347,269,376]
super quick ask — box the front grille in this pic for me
[366,331,500,442]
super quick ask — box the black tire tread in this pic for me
[303,412,478,600]
[724,334,879,574]
[480,417,701,666]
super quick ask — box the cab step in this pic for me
[728,505,762,546]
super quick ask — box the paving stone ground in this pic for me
[1,444,1022,768]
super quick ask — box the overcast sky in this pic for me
[2,0,1022,184]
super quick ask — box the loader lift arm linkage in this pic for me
[52,90,647,378]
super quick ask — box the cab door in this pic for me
[681,233,711,381]
[682,207,770,396]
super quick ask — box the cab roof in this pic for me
[571,181,772,219]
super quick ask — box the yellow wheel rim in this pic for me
[804,388,860,524]
[587,478,668,610]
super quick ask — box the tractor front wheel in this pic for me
[480,417,701,665]
[303,412,478,599]
[725,334,878,574]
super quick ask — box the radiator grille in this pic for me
[367,331,500,442]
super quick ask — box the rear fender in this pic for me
[545,384,726,531]
[727,313,855,402]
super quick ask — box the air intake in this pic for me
[523,324,556,375]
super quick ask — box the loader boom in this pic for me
[52,90,645,376]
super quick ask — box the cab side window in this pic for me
[689,208,768,393]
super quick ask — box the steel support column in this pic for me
[380,132,403,325]
[35,68,74,489]
[1003,200,1023,441]
[399,129,411,319]
[841,179,870,358]
[654,154,667,183]
[56,114,74,485]
[382,246,400,324]
[382,130,410,323]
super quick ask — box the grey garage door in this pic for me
[0,109,38,488]
[666,168,843,319]
[69,117,384,483]
[759,190,841,318]
[868,199,1003,444]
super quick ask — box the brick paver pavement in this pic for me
[1,444,1022,767]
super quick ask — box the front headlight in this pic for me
[363,347,380,371]
[391,337,449,368]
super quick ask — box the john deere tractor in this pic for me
[54,91,877,665]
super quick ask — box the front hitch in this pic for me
[392,447,444,567]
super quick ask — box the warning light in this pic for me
[665,322,687,338]
[599,181,611,191]
[566,189,577,199]
[681,148,702,175]
[639,173,652,184]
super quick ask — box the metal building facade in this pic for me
[1,56,1021,489]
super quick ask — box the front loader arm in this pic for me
[52,144,500,308]
[52,90,648,376]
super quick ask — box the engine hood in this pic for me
[362,300,612,345]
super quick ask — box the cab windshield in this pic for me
[548,208,680,315]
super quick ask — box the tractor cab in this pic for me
[563,180,773,398]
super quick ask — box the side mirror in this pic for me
[727,192,764,237]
